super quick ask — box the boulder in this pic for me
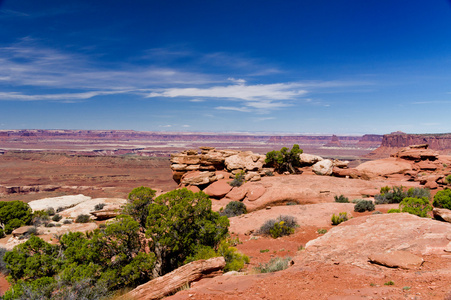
[170,154,200,165]
[433,208,451,223]
[11,226,34,237]
[368,250,424,269]
[224,186,247,201]
[245,172,261,182]
[247,185,266,201]
[203,180,233,198]
[186,185,201,193]
[299,153,323,165]
[332,167,361,179]
[424,181,438,189]
[392,146,439,161]
[312,159,333,176]
[181,171,216,186]
[333,159,350,168]
[355,158,412,178]
[224,152,266,171]
[303,213,451,270]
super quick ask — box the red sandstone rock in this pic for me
[368,250,424,269]
[312,159,333,176]
[332,167,361,179]
[247,185,266,201]
[417,161,437,170]
[203,180,232,198]
[356,158,412,178]
[185,185,200,193]
[424,181,438,189]
[224,186,247,201]
[180,171,216,186]
[433,208,451,223]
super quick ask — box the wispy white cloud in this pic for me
[182,125,191,128]
[189,99,205,102]
[158,125,172,128]
[0,91,126,102]
[148,83,307,101]
[215,106,251,112]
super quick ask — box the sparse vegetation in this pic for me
[260,249,270,253]
[45,207,55,216]
[334,195,349,203]
[387,209,401,213]
[94,203,106,211]
[229,171,245,187]
[354,200,375,212]
[51,214,62,222]
[375,186,406,204]
[265,144,303,174]
[317,228,327,234]
[258,215,298,238]
[446,174,451,185]
[375,186,430,205]
[75,214,91,223]
[255,256,292,273]
[433,188,451,209]
[220,201,247,217]
[384,280,395,286]
[331,212,348,225]
[399,197,432,217]
[62,219,72,225]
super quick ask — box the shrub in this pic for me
[258,215,298,238]
[45,223,55,228]
[123,186,156,229]
[331,212,348,225]
[217,240,250,272]
[63,219,72,225]
[229,171,245,187]
[75,214,91,223]
[265,144,303,174]
[375,186,407,204]
[354,200,375,212]
[0,248,9,274]
[445,174,451,185]
[26,226,38,236]
[45,207,55,216]
[317,228,327,234]
[433,188,451,209]
[399,197,432,218]
[255,256,292,273]
[220,201,247,217]
[94,203,106,211]
[265,170,274,177]
[372,211,382,215]
[387,209,401,213]
[0,229,4,238]
[51,214,62,222]
[56,207,64,213]
[334,195,349,203]
[406,187,430,199]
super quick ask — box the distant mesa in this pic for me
[323,135,342,147]
[368,131,451,158]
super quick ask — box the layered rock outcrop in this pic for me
[355,144,451,188]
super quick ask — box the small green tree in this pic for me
[0,201,33,234]
[146,188,229,277]
[123,186,156,229]
[265,144,303,174]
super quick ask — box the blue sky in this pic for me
[1,0,451,134]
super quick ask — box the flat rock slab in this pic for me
[368,250,424,269]
[303,213,451,270]
[28,194,92,211]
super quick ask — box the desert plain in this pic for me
[1,130,451,299]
